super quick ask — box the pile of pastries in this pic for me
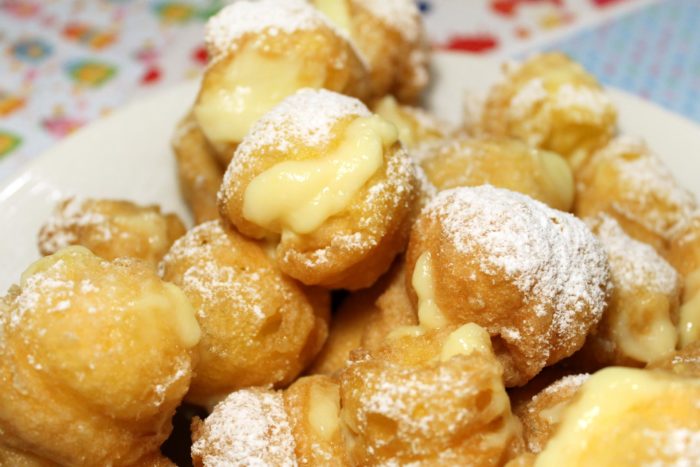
[2,0,700,465]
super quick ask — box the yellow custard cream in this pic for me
[440,323,493,361]
[243,115,397,234]
[679,269,700,347]
[412,252,449,329]
[313,0,352,36]
[195,47,322,145]
[536,367,700,466]
[308,383,341,440]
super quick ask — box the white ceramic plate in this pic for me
[2,52,700,291]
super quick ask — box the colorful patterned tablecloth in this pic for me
[1,0,697,182]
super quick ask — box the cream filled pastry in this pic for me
[0,247,199,466]
[406,185,611,386]
[312,0,429,103]
[479,53,617,170]
[194,0,370,165]
[159,220,330,406]
[218,88,417,290]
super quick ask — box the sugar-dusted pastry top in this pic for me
[205,0,332,59]
[426,186,609,333]
[191,388,297,466]
[353,0,422,41]
[594,214,679,295]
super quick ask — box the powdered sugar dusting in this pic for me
[426,185,610,341]
[205,0,327,60]
[192,388,297,466]
[232,88,369,161]
[588,214,679,295]
[38,198,110,255]
[509,78,547,120]
[553,83,613,119]
[354,0,421,41]
[593,136,697,238]
[541,374,590,398]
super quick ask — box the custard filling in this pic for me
[412,252,449,329]
[243,115,397,234]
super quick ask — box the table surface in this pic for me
[0,0,697,182]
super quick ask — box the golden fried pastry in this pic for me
[480,53,617,169]
[160,220,330,406]
[191,387,297,466]
[575,214,681,368]
[284,375,347,465]
[535,367,700,465]
[312,0,429,103]
[339,323,523,465]
[308,260,417,376]
[38,197,186,266]
[647,341,700,378]
[0,444,58,467]
[667,211,700,347]
[171,114,224,225]
[218,88,417,290]
[416,136,575,211]
[372,95,451,148]
[194,0,369,165]
[576,136,697,253]
[512,374,589,454]
[406,186,611,386]
[0,246,199,466]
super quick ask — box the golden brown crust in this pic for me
[339,326,523,465]
[512,374,589,453]
[38,198,186,266]
[195,3,371,162]
[160,220,330,404]
[307,260,417,376]
[284,375,348,465]
[171,114,224,224]
[405,186,610,386]
[480,52,617,170]
[575,136,697,253]
[0,247,197,466]
[416,136,575,211]
[218,90,417,290]
[647,341,700,377]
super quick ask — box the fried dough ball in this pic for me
[0,246,200,466]
[339,323,523,465]
[535,367,700,465]
[406,186,611,386]
[576,136,697,253]
[191,387,298,466]
[372,95,451,148]
[416,136,575,211]
[192,376,347,466]
[648,341,700,378]
[0,444,58,467]
[194,0,370,165]
[308,260,417,375]
[37,198,186,267]
[512,374,589,454]
[171,114,223,225]
[218,89,417,290]
[312,0,429,103]
[575,214,681,368]
[480,53,617,169]
[160,220,330,406]
[667,211,700,347]
[284,375,348,465]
